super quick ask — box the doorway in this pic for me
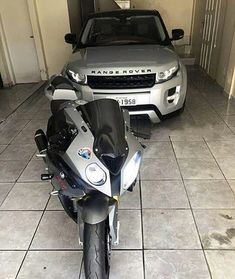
[199,0,227,79]
[0,0,41,84]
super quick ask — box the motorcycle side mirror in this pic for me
[64,33,77,44]
[171,29,184,41]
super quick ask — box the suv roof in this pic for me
[89,9,160,19]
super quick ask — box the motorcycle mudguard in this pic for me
[77,193,119,245]
[77,192,115,225]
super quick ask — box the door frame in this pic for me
[0,0,48,86]
[0,14,16,86]
[27,0,48,81]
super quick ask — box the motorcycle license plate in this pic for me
[108,96,136,106]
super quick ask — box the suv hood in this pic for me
[66,45,179,76]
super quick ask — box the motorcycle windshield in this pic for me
[79,99,128,175]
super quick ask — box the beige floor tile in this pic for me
[0,129,19,145]
[18,159,46,182]
[178,158,223,179]
[119,182,141,209]
[17,251,82,279]
[0,145,7,153]
[0,251,26,279]
[141,180,189,209]
[0,183,14,205]
[1,182,51,210]
[0,161,27,182]
[207,140,235,158]
[11,129,35,145]
[172,141,212,158]
[145,250,210,279]
[185,180,235,209]
[141,158,181,180]
[143,209,201,249]
[194,210,235,249]
[115,210,142,249]
[0,144,36,161]
[31,211,80,250]
[0,211,42,249]
[143,142,174,158]
[216,157,235,179]
[46,195,63,210]
[206,251,235,279]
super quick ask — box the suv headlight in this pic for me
[86,163,107,186]
[123,151,142,190]
[156,66,178,84]
[67,69,87,84]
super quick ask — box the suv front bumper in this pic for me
[75,65,187,123]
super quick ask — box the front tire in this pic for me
[84,220,110,279]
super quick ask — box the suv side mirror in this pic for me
[171,29,184,41]
[64,33,77,44]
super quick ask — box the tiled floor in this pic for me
[1,67,235,278]
[0,82,44,122]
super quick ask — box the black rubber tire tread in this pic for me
[84,221,109,279]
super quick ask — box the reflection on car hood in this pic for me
[66,44,179,75]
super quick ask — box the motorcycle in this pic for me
[34,75,143,279]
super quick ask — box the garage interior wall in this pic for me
[192,0,235,97]
[130,0,194,52]
[95,0,120,12]
[34,0,72,77]
[67,0,83,40]
[216,0,235,92]
[191,0,206,65]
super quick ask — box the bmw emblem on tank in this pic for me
[78,148,92,160]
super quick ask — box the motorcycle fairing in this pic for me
[79,99,129,175]
[62,106,113,197]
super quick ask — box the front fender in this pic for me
[77,192,116,225]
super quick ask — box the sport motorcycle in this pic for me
[35,75,143,279]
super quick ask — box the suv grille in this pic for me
[87,74,156,89]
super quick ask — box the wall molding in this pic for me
[27,0,48,80]
[0,13,15,86]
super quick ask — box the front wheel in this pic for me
[83,220,111,279]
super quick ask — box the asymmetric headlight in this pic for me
[86,163,107,186]
[67,69,87,84]
[123,151,142,190]
[156,66,178,83]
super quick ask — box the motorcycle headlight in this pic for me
[86,163,106,186]
[67,69,87,84]
[123,151,142,190]
[156,66,178,84]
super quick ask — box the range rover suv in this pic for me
[63,9,187,123]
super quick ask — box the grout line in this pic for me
[2,248,235,252]
[138,174,146,279]
[203,138,235,200]
[15,192,51,278]
[169,139,213,279]
[0,182,15,207]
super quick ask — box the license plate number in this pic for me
[108,97,136,106]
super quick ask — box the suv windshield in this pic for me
[80,15,169,47]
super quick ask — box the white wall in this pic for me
[191,0,206,64]
[96,0,120,12]
[131,0,194,46]
[216,0,235,89]
[226,31,235,98]
[35,0,72,77]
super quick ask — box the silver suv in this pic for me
[63,10,187,123]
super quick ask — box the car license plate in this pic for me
[107,96,136,106]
